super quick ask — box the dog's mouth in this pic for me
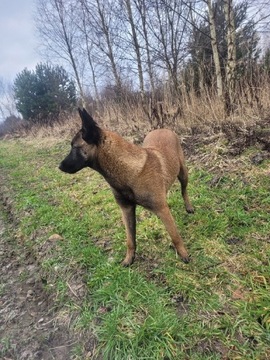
[58,162,78,174]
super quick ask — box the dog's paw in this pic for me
[121,256,135,267]
[186,206,195,214]
[177,248,191,264]
[181,255,191,264]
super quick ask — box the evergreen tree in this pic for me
[14,63,77,123]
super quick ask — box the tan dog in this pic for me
[59,108,194,266]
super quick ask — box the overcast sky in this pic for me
[0,0,41,82]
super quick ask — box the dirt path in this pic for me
[0,213,91,359]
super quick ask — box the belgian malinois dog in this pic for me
[59,108,194,266]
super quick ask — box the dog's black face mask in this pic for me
[59,138,88,174]
[59,108,102,174]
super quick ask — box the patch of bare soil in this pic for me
[0,214,95,360]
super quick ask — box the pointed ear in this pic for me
[78,108,101,145]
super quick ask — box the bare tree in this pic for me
[82,0,123,92]
[78,1,100,101]
[0,78,17,121]
[224,0,236,113]
[148,0,191,97]
[122,0,145,98]
[134,0,156,95]
[36,0,85,102]
[206,0,223,97]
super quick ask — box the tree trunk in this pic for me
[95,0,122,93]
[136,0,155,95]
[125,0,145,100]
[54,0,85,104]
[81,7,100,102]
[207,0,223,97]
[224,0,236,114]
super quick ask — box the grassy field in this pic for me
[0,136,269,359]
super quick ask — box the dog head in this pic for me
[59,108,102,174]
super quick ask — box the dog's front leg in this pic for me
[155,205,190,263]
[119,204,137,266]
[112,189,137,266]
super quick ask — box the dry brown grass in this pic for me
[3,113,80,143]
[95,77,270,138]
[1,78,270,143]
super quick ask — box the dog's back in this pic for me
[142,129,185,192]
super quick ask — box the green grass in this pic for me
[0,138,269,359]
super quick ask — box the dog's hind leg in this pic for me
[178,165,194,214]
[155,205,190,263]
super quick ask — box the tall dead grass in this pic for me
[97,76,270,139]
[1,75,270,142]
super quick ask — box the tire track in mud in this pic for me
[0,213,77,359]
[0,207,97,359]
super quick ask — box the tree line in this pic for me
[36,0,270,108]
[1,0,270,127]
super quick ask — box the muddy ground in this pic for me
[0,214,95,360]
